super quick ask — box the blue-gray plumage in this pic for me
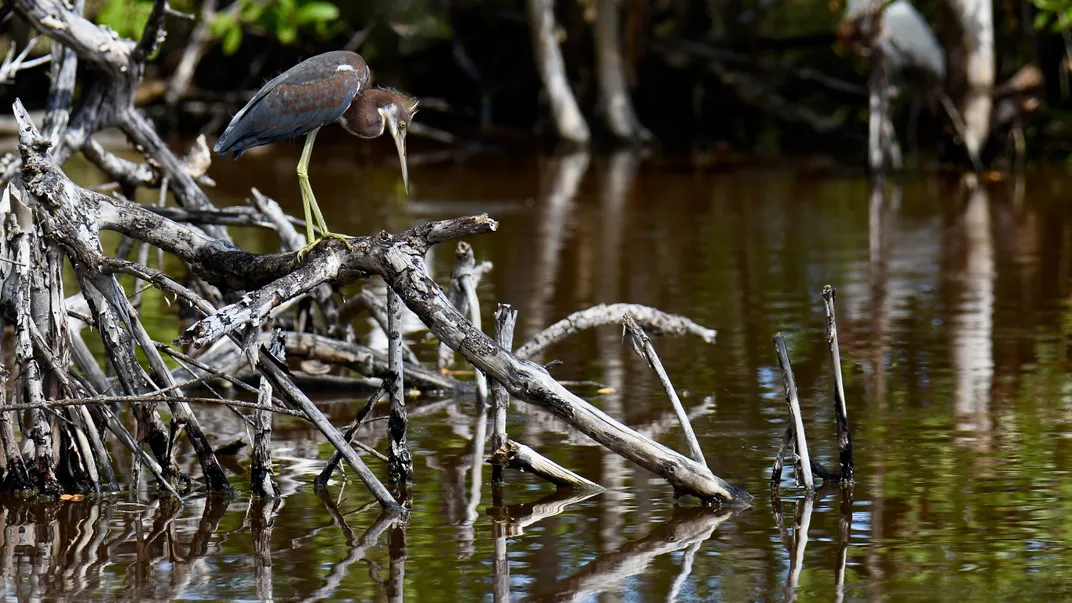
[213,50,419,254]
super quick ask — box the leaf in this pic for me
[296,1,340,25]
[222,26,243,55]
[277,24,298,44]
[210,13,237,38]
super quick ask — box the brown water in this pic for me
[12,144,1072,601]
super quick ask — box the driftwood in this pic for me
[487,440,602,491]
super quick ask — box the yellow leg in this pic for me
[296,128,351,258]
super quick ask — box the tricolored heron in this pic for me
[213,50,418,254]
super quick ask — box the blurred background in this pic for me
[1,0,1070,168]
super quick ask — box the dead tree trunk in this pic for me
[525,0,591,144]
[594,0,653,142]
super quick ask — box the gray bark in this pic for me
[594,0,653,142]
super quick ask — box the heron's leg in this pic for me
[296,128,320,245]
[296,128,351,256]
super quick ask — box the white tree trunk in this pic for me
[945,0,994,165]
[525,0,590,144]
[594,0,652,142]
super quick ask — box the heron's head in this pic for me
[374,88,419,195]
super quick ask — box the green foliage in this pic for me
[210,0,344,56]
[95,0,158,40]
[1031,0,1072,32]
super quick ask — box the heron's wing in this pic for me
[214,51,370,156]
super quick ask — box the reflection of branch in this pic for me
[302,497,400,603]
[520,507,740,602]
[486,488,604,537]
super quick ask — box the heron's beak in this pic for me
[385,115,409,195]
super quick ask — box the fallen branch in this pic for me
[516,303,717,360]
[487,440,603,490]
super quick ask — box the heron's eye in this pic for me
[399,122,407,131]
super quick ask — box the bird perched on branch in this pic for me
[213,50,418,256]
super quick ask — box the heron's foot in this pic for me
[295,232,354,261]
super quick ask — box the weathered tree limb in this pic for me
[10,189,61,495]
[386,287,412,488]
[516,303,717,360]
[251,328,284,498]
[439,242,476,372]
[0,37,50,85]
[822,285,854,484]
[488,440,603,491]
[622,314,706,466]
[773,334,813,490]
[490,304,517,485]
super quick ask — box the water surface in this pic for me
[9,145,1072,601]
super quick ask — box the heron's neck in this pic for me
[339,90,390,139]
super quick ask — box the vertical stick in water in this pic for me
[491,304,518,485]
[822,285,854,484]
[386,286,413,487]
[773,334,813,490]
[252,328,284,498]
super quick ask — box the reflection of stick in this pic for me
[623,315,706,466]
[835,487,853,603]
[486,488,605,537]
[774,334,813,490]
[784,493,815,603]
[491,304,518,485]
[520,507,739,602]
[488,440,603,491]
[822,286,854,484]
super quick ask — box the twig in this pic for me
[773,334,813,490]
[487,440,603,490]
[516,303,717,360]
[314,386,385,490]
[386,286,412,487]
[258,346,401,512]
[491,304,517,485]
[622,314,706,467]
[822,285,854,484]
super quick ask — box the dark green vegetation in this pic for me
[5,0,1072,162]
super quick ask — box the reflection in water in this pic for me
[520,507,739,603]
[42,152,1072,601]
[947,176,995,447]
